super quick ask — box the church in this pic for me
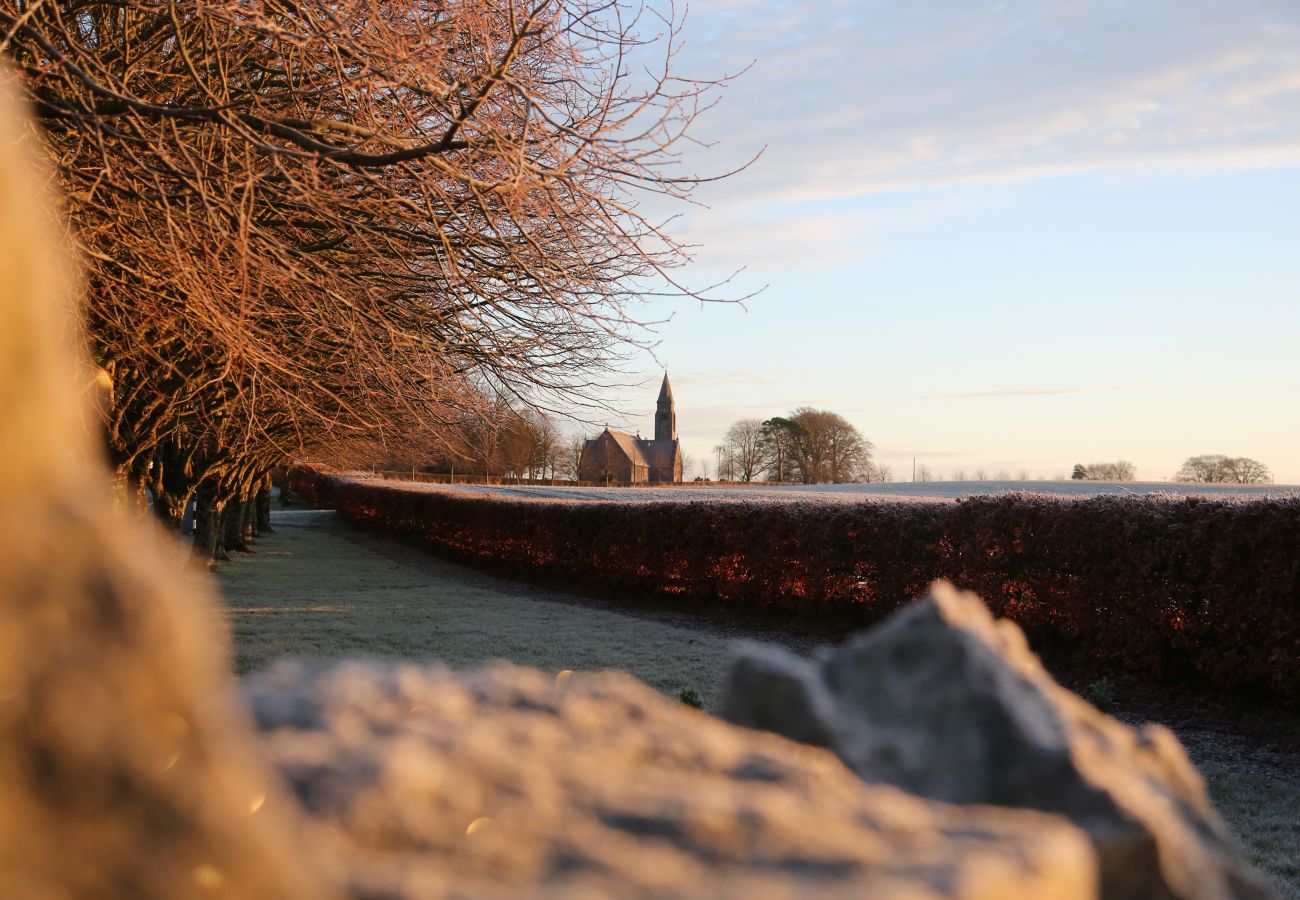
[578,375,683,483]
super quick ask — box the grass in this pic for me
[1209,772,1300,898]
[216,509,737,708]
[216,508,1299,898]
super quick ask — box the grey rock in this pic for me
[720,581,1276,900]
[249,660,1097,899]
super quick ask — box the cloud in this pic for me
[667,369,785,388]
[650,0,1300,268]
[924,384,1151,400]
[875,448,972,460]
[683,0,1300,192]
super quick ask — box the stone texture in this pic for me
[720,581,1275,900]
[249,660,1097,899]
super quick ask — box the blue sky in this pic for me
[588,0,1300,482]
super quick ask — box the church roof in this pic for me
[601,429,649,467]
[590,428,678,471]
[658,372,673,404]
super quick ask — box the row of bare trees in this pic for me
[1173,455,1272,484]
[714,409,875,484]
[374,406,586,481]
[1071,461,1137,481]
[2,0,732,560]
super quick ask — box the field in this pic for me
[387,478,1297,503]
[218,505,1300,897]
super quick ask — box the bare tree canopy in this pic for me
[1072,461,1136,482]
[1174,455,1272,484]
[743,409,873,484]
[715,419,766,482]
[1,0,737,558]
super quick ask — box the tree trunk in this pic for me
[192,479,220,566]
[223,498,251,554]
[255,476,273,533]
[241,495,256,544]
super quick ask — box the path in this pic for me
[215,508,770,708]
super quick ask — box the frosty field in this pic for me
[376,478,1296,504]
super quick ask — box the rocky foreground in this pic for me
[246,584,1275,900]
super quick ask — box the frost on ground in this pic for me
[219,508,1300,898]
[356,476,1297,504]
[218,509,742,707]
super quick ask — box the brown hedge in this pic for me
[290,468,1300,703]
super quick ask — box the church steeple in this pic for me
[654,372,676,441]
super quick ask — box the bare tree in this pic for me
[556,435,586,482]
[680,451,700,481]
[1,0,741,559]
[1080,461,1137,481]
[871,462,894,483]
[914,463,933,483]
[716,419,767,482]
[1222,457,1273,484]
[1175,455,1271,484]
[770,409,873,484]
[974,467,989,481]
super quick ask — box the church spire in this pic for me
[655,372,676,441]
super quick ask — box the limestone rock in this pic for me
[720,581,1275,900]
[249,660,1097,899]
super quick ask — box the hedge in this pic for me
[290,467,1300,703]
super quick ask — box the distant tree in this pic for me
[759,417,802,483]
[680,451,699,481]
[716,419,767,482]
[1222,457,1273,484]
[1071,464,1088,480]
[974,467,989,481]
[871,462,894,483]
[952,469,967,482]
[556,435,585,481]
[915,463,933,483]
[491,408,560,479]
[1174,455,1271,484]
[1017,469,1030,481]
[713,443,738,482]
[754,410,872,484]
[786,408,873,484]
[1082,461,1136,482]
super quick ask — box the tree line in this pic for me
[1,0,733,561]
[713,409,879,484]
[1072,456,1272,484]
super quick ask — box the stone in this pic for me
[720,581,1276,900]
[249,660,1097,899]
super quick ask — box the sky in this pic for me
[581,0,1300,483]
